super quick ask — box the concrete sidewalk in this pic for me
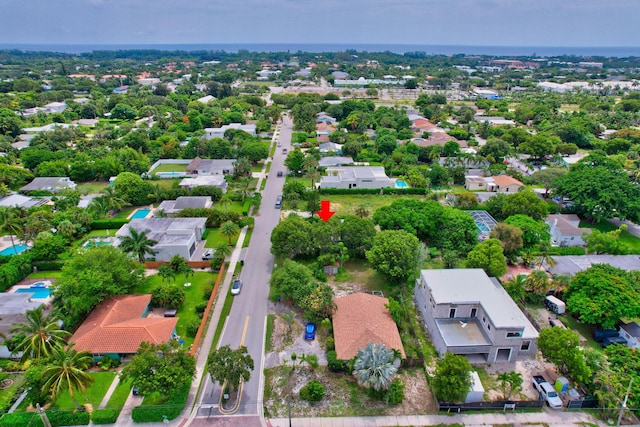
[268,410,610,427]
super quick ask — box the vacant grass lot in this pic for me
[77,181,110,195]
[151,163,188,173]
[133,271,217,349]
[579,219,640,253]
[319,194,431,217]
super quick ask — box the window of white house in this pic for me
[521,341,531,351]
[506,331,522,338]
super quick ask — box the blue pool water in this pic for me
[0,244,29,256]
[156,171,188,178]
[131,208,151,219]
[395,180,409,188]
[83,239,113,248]
[16,287,52,299]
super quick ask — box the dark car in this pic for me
[304,322,316,340]
[602,336,627,348]
[231,279,242,295]
[277,170,283,177]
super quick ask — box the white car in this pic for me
[231,279,242,295]
[202,249,214,260]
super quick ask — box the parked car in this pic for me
[202,249,214,260]
[275,195,283,209]
[132,387,139,396]
[304,322,316,340]
[282,148,288,154]
[231,279,242,295]
[593,329,620,342]
[532,375,563,409]
[602,336,627,348]
[277,170,283,177]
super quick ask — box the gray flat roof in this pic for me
[437,318,492,347]
[551,255,640,276]
[421,269,538,337]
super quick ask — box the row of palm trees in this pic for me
[10,306,94,408]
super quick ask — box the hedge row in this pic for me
[0,410,90,427]
[0,253,32,292]
[32,260,66,271]
[131,384,189,422]
[318,187,429,195]
[90,219,129,230]
[90,408,120,424]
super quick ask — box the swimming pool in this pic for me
[396,180,409,188]
[83,239,113,248]
[0,244,29,256]
[156,171,188,178]
[16,287,52,299]
[130,208,151,219]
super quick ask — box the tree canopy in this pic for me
[366,230,419,283]
[431,353,473,402]
[465,238,508,278]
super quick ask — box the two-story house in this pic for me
[415,269,538,363]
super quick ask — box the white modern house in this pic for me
[415,269,538,363]
[319,166,396,190]
[619,322,640,349]
[157,196,213,216]
[116,218,206,261]
[204,123,256,139]
[20,177,76,194]
[546,214,591,247]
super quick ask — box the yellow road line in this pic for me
[240,315,250,346]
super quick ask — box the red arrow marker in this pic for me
[316,200,335,222]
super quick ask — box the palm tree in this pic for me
[214,242,233,261]
[10,306,71,362]
[88,196,110,219]
[497,371,523,400]
[220,221,240,245]
[118,228,157,262]
[41,344,95,408]
[354,204,369,218]
[219,192,233,211]
[102,186,129,215]
[0,206,24,254]
[524,270,551,295]
[158,264,176,284]
[353,343,398,392]
[56,219,76,239]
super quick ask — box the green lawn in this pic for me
[51,371,116,410]
[105,377,132,409]
[251,163,264,173]
[579,219,640,252]
[135,272,218,349]
[112,207,138,220]
[205,228,238,248]
[151,163,187,173]
[77,181,109,195]
[153,178,182,189]
[28,271,63,280]
[84,229,119,238]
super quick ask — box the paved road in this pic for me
[197,115,293,416]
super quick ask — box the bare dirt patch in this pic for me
[483,355,558,400]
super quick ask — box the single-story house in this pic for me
[415,269,538,363]
[69,294,178,360]
[204,123,256,139]
[186,157,236,176]
[157,196,213,216]
[619,322,640,349]
[319,166,396,190]
[0,293,44,358]
[318,142,343,153]
[116,217,206,261]
[550,255,640,276]
[464,175,523,193]
[318,156,354,168]
[546,214,591,247]
[333,293,405,360]
[411,132,468,148]
[44,101,67,114]
[197,95,215,104]
[0,194,46,208]
[20,177,76,194]
[473,116,515,126]
[179,175,228,193]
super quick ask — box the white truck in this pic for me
[532,375,563,409]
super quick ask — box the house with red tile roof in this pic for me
[332,293,405,360]
[69,294,178,360]
[490,175,523,193]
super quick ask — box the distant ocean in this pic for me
[0,43,638,57]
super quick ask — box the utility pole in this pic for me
[616,377,633,427]
[36,403,52,427]
[287,395,292,427]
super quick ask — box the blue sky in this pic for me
[1,0,639,47]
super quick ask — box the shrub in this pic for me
[238,216,254,228]
[32,260,65,271]
[0,412,45,427]
[385,378,405,405]
[97,355,120,370]
[90,219,129,230]
[325,337,335,351]
[47,410,91,426]
[187,319,201,337]
[327,350,347,372]
[0,253,33,292]
[202,285,214,300]
[195,302,207,314]
[299,380,325,402]
[91,409,120,424]
[131,384,189,422]
[151,283,186,309]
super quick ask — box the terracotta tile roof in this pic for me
[491,174,523,188]
[412,119,438,131]
[333,293,405,360]
[70,294,178,354]
[186,157,203,173]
